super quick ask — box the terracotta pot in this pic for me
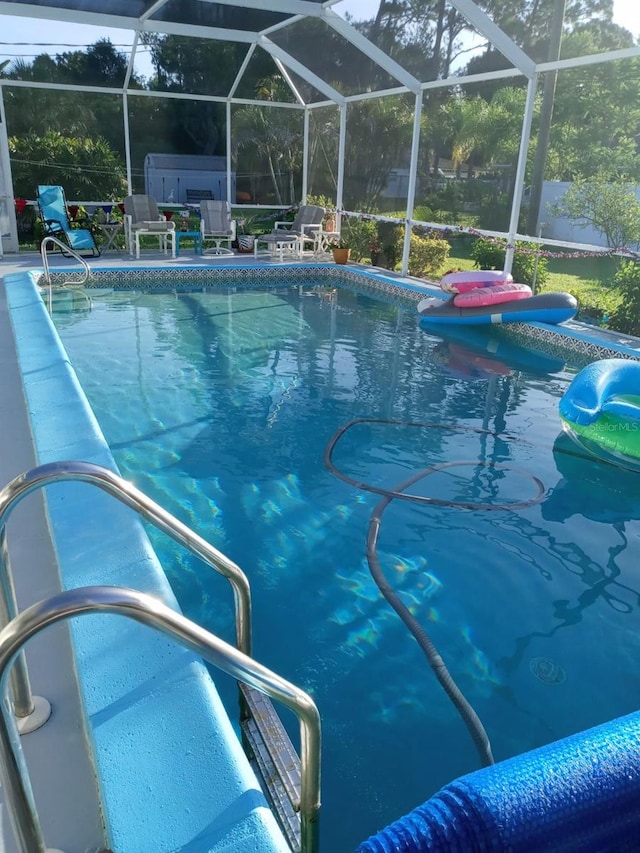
[332,247,350,265]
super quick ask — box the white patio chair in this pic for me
[200,200,235,255]
[123,195,176,259]
[255,204,325,259]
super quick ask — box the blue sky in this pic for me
[0,0,638,82]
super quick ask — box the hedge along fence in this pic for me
[408,234,450,278]
[341,216,451,275]
[610,261,640,336]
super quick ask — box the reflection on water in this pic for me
[544,432,640,523]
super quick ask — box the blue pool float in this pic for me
[418,291,578,326]
[559,358,640,465]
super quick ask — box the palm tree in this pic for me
[233,78,303,205]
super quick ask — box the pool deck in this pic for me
[1,245,433,278]
[0,258,107,851]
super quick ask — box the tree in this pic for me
[551,177,640,250]
[475,0,615,60]
[9,132,127,200]
[55,39,131,86]
[343,95,415,209]
[4,42,142,147]
[233,103,303,205]
[475,87,534,171]
[143,34,280,158]
[547,28,640,182]
[362,0,470,81]
[2,40,151,184]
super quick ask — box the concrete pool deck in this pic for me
[0,261,107,851]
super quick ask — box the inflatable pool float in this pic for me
[559,358,640,467]
[440,269,513,294]
[418,291,578,326]
[453,282,532,308]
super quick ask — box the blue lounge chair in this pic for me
[36,185,100,257]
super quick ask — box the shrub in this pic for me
[341,218,377,262]
[470,237,549,289]
[408,234,450,278]
[609,261,640,335]
[548,279,622,327]
[475,200,510,231]
[374,221,404,270]
[412,204,434,223]
[306,194,337,230]
[9,131,126,200]
[427,183,464,221]
[306,194,334,211]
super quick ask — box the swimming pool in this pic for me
[52,282,640,851]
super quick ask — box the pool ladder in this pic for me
[39,236,91,312]
[0,461,320,853]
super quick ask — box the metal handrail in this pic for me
[0,461,252,722]
[0,586,321,853]
[40,235,91,311]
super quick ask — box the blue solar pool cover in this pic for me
[356,710,640,852]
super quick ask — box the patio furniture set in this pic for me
[36,186,338,262]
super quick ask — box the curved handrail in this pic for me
[40,235,91,311]
[0,461,252,719]
[0,586,321,853]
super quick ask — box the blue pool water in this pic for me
[53,285,640,851]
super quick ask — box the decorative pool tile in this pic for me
[43,265,640,364]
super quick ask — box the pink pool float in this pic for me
[453,282,532,308]
[440,269,513,294]
[418,269,578,326]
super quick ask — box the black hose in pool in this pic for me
[324,418,546,769]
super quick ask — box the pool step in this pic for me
[240,683,302,853]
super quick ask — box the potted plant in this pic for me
[235,218,256,253]
[369,237,382,266]
[330,235,350,265]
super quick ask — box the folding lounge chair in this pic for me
[123,195,176,259]
[256,204,325,259]
[200,200,235,255]
[36,185,100,257]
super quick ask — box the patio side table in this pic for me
[175,230,203,256]
[97,222,124,253]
